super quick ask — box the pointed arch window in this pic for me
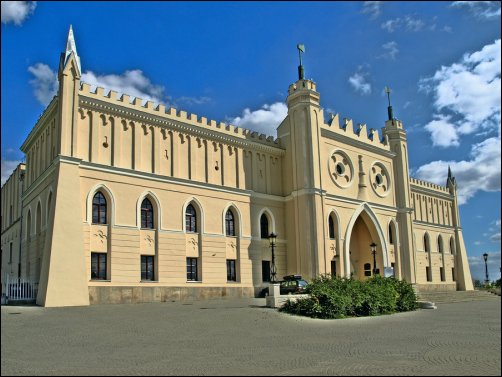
[260,214,269,239]
[328,215,335,239]
[424,233,430,252]
[186,204,197,233]
[438,235,443,253]
[141,198,154,229]
[225,210,235,237]
[92,192,107,224]
[389,224,394,245]
[449,237,455,254]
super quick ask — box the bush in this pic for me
[279,275,417,319]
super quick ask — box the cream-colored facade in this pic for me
[1,27,473,307]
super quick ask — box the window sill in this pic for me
[140,280,159,283]
[186,280,202,283]
[89,280,111,282]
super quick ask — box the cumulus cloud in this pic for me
[361,1,383,19]
[378,41,399,60]
[348,71,372,95]
[1,159,22,186]
[1,1,36,25]
[230,102,287,136]
[28,63,171,106]
[451,1,501,19]
[418,39,501,146]
[28,63,58,106]
[423,115,460,147]
[415,136,501,204]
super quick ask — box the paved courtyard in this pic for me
[1,297,500,376]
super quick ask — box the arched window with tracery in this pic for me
[141,198,154,229]
[186,204,197,233]
[92,192,107,224]
[225,209,235,236]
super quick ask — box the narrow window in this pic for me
[141,255,155,281]
[440,267,445,282]
[331,260,337,277]
[389,224,394,244]
[225,210,235,237]
[426,267,432,282]
[260,214,269,239]
[141,198,154,229]
[186,204,197,233]
[92,192,107,224]
[91,252,107,280]
[449,237,455,254]
[364,263,372,277]
[424,234,430,252]
[438,236,443,253]
[9,243,13,263]
[328,215,335,239]
[452,268,456,281]
[391,262,396,276]
[227,260,236,282]
[262,261,271,282]
[187,257,198,281]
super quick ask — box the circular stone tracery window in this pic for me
[370,162,391,197]
[329,150,354,188]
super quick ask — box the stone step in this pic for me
[417,290,500,304]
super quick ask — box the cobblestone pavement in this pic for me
[1,297,500,376]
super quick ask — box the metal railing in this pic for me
[1,274,38,303]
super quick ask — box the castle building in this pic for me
[1,27,473,307]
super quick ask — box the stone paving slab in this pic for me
[1,297,500,376]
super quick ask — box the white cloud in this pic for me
[491,233,501,242]
[27,63,58,106]
[362,1,383,19]
[451,1,501,19]
[418,39,500,145]
[28,63,170,106]
[378,41,399,60]
[348,72,372,95]
[415,136,501,204]
[177,96,212,106]
[231,102,287,136]
[1,1,36,25]
[381,16,426,32]
[1,159,22,186]
[423,115,460,147]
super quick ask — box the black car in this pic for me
[280,275,308,295]
[258,275,308,297]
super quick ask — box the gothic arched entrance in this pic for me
[344,204,388,280]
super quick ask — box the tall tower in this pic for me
[447,168,474,290]
[277,45,327,280]
[37,26,89,307]
[381,88,416,283]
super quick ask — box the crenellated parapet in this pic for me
[78,83,281,150]
[321,112,390,151]
[410,177,451,195]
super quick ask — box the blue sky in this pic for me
[1,1,500,282]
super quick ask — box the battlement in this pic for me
[410,177,451,194]
[321,112,390,150]
[78,82,282,148]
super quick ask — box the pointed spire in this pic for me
[64,25,81,75]
[448,165,452,179]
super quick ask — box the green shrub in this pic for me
[279,274,417,319]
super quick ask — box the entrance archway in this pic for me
[344,204,388,279]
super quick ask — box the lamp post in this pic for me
[370,242,377,276]
[483,253,489,285]
[269,233,277,283]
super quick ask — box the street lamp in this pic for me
[483,253,489,285]
[370,242,377,276]
[269,232,277,283]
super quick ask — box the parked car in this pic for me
[258,275,308,297]
[280,275,309,295]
